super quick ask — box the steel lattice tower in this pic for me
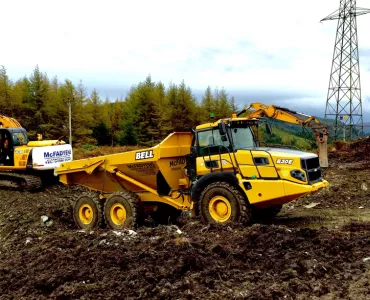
[321,0,370,140]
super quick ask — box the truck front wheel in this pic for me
[199,181,252,225]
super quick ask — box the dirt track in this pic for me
[1,144,370,299]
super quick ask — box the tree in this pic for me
[123,75,161,146]
[0,66,12,116]
[27,65,50,130]
[169,80,197,132]
[72,81,95,145]
[200,86,215,122]
[86,89,103,128]
[108,99,124,145]
[0,67,246,146]
[216,88,231,118]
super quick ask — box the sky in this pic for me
[1,0,370,120]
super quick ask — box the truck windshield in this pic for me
[230,127,256,150]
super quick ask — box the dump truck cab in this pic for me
[187,117,327,223]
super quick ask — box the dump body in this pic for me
[57,132,194,210]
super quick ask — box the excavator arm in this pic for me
[237,102,329,167]
[0,115,22,128]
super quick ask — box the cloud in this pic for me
[0,0,369,119]
[359,48,370,57]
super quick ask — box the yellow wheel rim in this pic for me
[79,204,94,225]
[209,196,232,222]
[110,203,127,225]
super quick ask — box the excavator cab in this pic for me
[0,128,28,166]
[0,130,12,166]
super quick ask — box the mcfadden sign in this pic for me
[44,149,72,159]
[32,145,73,170]
[43,149,72,164]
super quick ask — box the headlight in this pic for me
[290,170,306,182]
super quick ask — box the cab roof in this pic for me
[195,117,260,130]
[0,127,27,134]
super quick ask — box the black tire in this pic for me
[104,191,143,229]
[150,203,182,225]
[253,205,282,221]
[199,181,252,225]
[73,192,103,230]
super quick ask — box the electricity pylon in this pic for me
[321,0,370,140]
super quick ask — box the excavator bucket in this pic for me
[318,134,329,167]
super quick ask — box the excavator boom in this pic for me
[238,103,329,167]
[0,115,22,128]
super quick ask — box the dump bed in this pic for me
[56,132,193,198]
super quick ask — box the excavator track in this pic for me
[0,172,43,191]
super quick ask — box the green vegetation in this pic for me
[0,66,236,146]
[0,65,319,150]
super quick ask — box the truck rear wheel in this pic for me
[104,191,142,229]
[73,192,103,230]
[199,181,252,225]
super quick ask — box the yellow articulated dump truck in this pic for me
[56,103,329,229]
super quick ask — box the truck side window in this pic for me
[198,129,231,155]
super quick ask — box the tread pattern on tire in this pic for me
[103,190,143,229]
[73,191,103,230]
[199,181,252,225]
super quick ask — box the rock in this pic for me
[113,231,123,236]
[113,230,137,238]
[363,257,370,263]
[359,206,364,209]
[41,215,53,227]
[304,202,320,209]
[25,237,32,245]
[45,220,53,227]
[41,215,49,223]
[361,183,368,191]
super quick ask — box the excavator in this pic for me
[0,114,72,190]
[56,102,329,229]
[241,103,329,167]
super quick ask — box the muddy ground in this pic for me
[1,141,370,299]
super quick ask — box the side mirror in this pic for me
[218,122,227,136]
[265,123,272,135]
